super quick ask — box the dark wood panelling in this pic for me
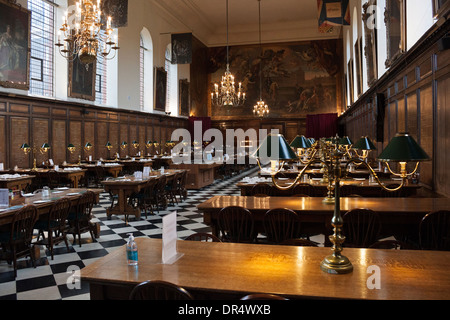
[420,85,433,186]
[97,122,108,160]
[84,121,95,160]
[339,20,450,196]
[52,120,66,165]
[69,121,82,163]
[119,123,129,157]
[10,117,29,168]
[32,118,49,165]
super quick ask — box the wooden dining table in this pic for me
[0,188,102,226]
[80,237,450,300]
[8,168,87,188]
[0,174,34,191]
[101,169,184,223]
[237,178,422,197]
[197,196,450,242]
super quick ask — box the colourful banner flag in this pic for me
[317,0,350,33]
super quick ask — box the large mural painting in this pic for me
[208,39,342,119]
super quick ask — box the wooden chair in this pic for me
[129,280,194,300]
[46,170,61,189]
[342,208,381,248]
[251,183,273,197]
[263,208,301,244]
[240,293,288,300]
[0,205,38,278]
[34,197,71,259]
[176,170,188,201]
[185,232,222,242]
[165,172,180,206]
[217,206,256,243]
[67,191,96,247]
[419,210,450,251]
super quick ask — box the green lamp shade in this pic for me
[21,143,30,149]
[377,133,430,162]
[290,135,312,149]
[41,143,50,149]
[253,133,298,161]
[105,141,112,147]
[353,136,376,150]
[338,136,353,146]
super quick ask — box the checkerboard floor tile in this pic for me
[0,167,260,300]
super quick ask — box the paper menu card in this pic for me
[162,211,183,264]
[0,189,9,207]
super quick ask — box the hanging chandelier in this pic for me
[211,0,246,107]
[253,0,269,117]
[55,0,119,69]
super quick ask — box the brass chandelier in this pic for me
[211,0,246,107]
[253,0,269,117]
[56,0,119,69]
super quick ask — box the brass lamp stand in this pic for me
[254,133,430,275]
[21,143,50,170]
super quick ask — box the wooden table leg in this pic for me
[106,189,141,223]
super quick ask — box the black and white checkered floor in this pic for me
[0,167,262,300]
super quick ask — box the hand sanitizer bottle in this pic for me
[126,233,138,266]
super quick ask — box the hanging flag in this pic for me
[317,0,350,33]
[171,33,193,64]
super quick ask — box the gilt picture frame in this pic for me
[154,67,167,112]
[363,0,378,87]
[0,0,31,90]
[385,0,406,68]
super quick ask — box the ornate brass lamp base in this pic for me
[320,254,353,274]
[322,196,335,204]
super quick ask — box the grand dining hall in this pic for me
[0,0,449,305]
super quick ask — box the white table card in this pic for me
[49,159,54,166]
[0,163,3,171]
[0,189,9,207]
[162,211,183,264]
[143,166,150,178]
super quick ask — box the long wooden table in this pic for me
[8,168,87,188]
[0,174,34,191]
[237,178,421,197]
[80,237,450,300]
[0,188,102,226]
[101,170,184,222]
[197,196,450,241]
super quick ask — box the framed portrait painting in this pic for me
[68,55,96,101]
[154,67,167,112]
[179,79,190,117]
[384,0,406,68]
[0,0,31,90]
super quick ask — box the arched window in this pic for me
[140,28,153,112]
[165,44,178,116]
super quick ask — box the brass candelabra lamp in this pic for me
[21,143,51,170]
[67,142,93,164]
[253,133,430,274]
